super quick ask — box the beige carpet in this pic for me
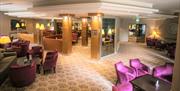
[0,42,171,91]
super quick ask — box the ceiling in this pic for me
[0,0,179,19]
[135,0,180,12]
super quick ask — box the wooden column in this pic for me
[89,13,103,59]
[61,14,73,54]
[172,15,180,91]
[81,18,88,46]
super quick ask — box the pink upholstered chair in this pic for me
[112,82,133,91]
[42,51,58,74]
[115,61,136,84]
[9,61,36,87]
[130,58,150,77]
[153,63,174,83]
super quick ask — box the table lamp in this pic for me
[0,36,11,44]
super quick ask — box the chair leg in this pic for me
[53,67,56,73]
[116,79,119,85]
[43,70,45,74]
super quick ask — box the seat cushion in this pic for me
[161,75,172,82]
[137,69,148,77]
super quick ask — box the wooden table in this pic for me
[131,74,171,91]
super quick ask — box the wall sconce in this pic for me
[39,24,45,30]
[16,23,20,28]
[108,28,112,35]
[47,23,50,27]
[36,23,40,29]
[102,29,105,35]
[21,23,25,27]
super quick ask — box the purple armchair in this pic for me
[42,51,58,74]
[11,40,30,57]
[112,82,133,91]
[154,40,166,50]
[130,58,150,77]
[115,61,136,84]
[167,44,176,59]
[31,46,43,58]
[153,63,174,83]
[9,61,36,87]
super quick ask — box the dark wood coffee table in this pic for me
[131,74,171,91]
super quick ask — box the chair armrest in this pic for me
[141,63,150,72]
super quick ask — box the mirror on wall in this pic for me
[101,18,115,57]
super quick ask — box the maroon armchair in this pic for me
[167,43,176,59]
[146,38,156,47]
[31,46,43,58]
[9,61,36,87]
[153,63,174,83]
[11,40,30,57]
[115,61,136,84]
[42,51,58,74]
[130,58,150,77]
[154,40,166,50]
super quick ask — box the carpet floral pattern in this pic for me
[0,42,171,91]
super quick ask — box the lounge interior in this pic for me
[0,0,180,91]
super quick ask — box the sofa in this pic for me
[0,51,17,85]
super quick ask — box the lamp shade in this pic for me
[16,23,20,28]
[0,36,11,44]
[47,23,50,27]
[102,29,105,35]
[36,23,40,29]
[108,28,112,35]
[39,24,45,30]
[21,23,25,27]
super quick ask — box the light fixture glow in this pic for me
[36,23,40,29]
[108,28,112,35]
[39,24,45,30]
[47,23,50,27]
[102,29,105,35]
[0,36,11,44]
[21,23,25,27]
[16,23,20,28]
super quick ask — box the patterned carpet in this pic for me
[0,42,172,91]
